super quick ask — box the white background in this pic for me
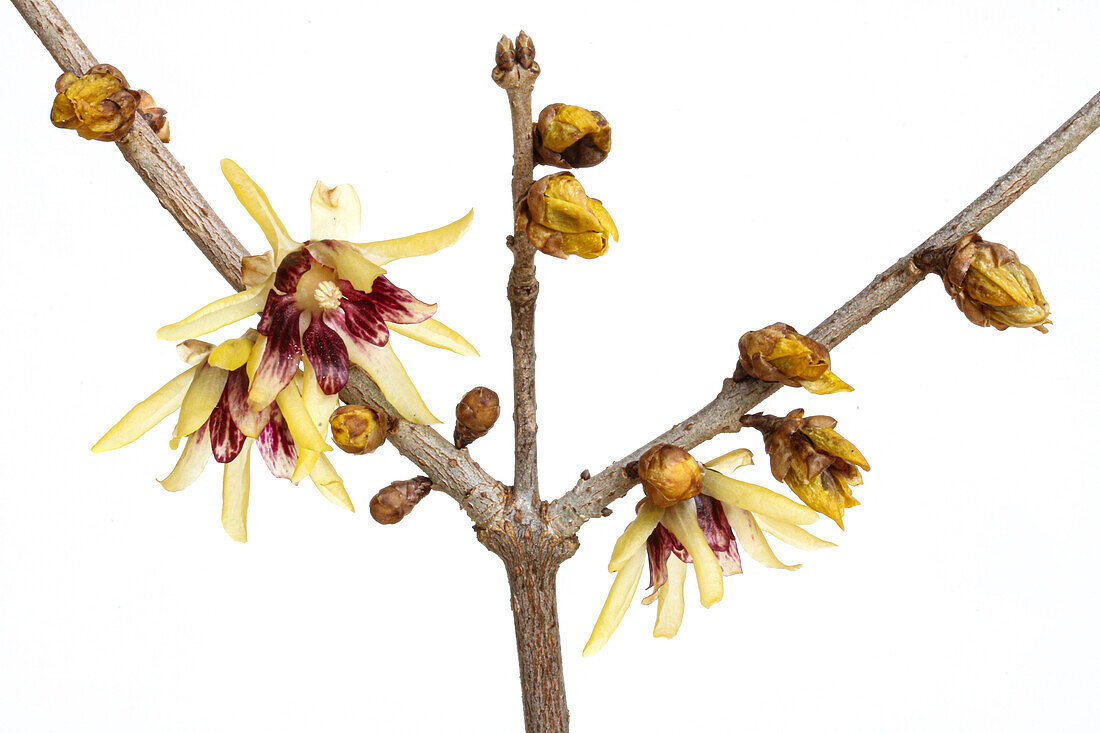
[2,1,1099,731]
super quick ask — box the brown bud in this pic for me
[495,35,515,71]
[135,90,170,143]
[637,444,703,508]
[454,387,500,448]
[516,173,619,259]
[738,323,852,394]
[534,103,612,169]
[50,64,140,142]
[515,31,536,69]
[369,477,432,525]
[329,405,389,455]
[942,233,1051,333]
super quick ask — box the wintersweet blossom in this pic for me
[584,449,835,655]
[157,160,477,424]
[93,333,350,542]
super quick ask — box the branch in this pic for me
[14,0,509,528]
[550,88,1100,536]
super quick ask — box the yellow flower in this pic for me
[156,160,477,424]
[584,448,834,655]
[93,332,351,542]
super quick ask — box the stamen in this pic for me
[314,280,344,310]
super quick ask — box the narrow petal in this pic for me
[362,276,436,325]
[93,366,199,452]
[694,495,742,577]
[224,368,272,439]
[310,181,361,241]
[723,505,801,570]
[309,454,354,511]
[353,209,474,266]
[257,408,298,480]
[221,159,298,262]
[754,514,837,551]
[172,363,229,446]
[302,358,340,439]
[800,370,854,395]
[249,299,304,409]
[582,549,646,658]
[292,448,321,484]
[301,317,350,395]
[608,500,665,572]
[653,556,688,639]
[661,502,724,608]
[207,338,254,371]
[221,441,252,542]
[333,333,439,425]
[328,299,389,348]
[387,318,478,356]
[702,469,819,526]
[207,398,247,464]
[158,426,211,492]
[704,448,754,476]
[274,381,332,453]
[307,240,386,295]
[157,279,272,341]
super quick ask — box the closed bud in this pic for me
[135,90,170,143]
[50,64,140,142]
[943,233,1051,332]
[534,103,612,169]
[329,404,389,455]
[515,31,536,70]
[495,35,515,72]
[637,444,703,508]
[738,323,852,395]
[455,387,500,448]
[516,173,619,259]
[369,477,432,525]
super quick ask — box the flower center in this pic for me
[314,280,344,311]
[295,264,343,312]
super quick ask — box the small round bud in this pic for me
[454,387,501,448]
[329,405,389,455]
[534,104,612,169]
[637,444,703,508]
[369,477,432,525]
[516,173,619,260]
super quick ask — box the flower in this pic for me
[942,233,1051,332]
[51,64,139,142]
[738,323,853,394]
[516,172,618,259]
[742,409,870,529]
[156,160,477,424]
[534,103,611,169]
[93,332,351,542]
[584,448,834,655]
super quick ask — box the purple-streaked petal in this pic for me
[257,291,298,335]
[257,408,299,480]
[274,249,315,294]
[224,368,273,438]
[645,526,674,595]
[694,494,742,576]
[301,317,350,395]
[362,276,437,325]
[325,303,389,349]
[249,298,304,409]
[207,397,247,464]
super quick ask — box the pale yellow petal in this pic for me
[388,318,479,357]
[93,366,199,452]
[341,340,439,424]
[754,514,836,551]
[704,448,754,476]
[172,364,229,447]
[608,499,665,572]
[291,449,320,484]
[275,382,331,453]
[157,429,211,492]
[208,338,254,371]
[176,339,213,365]
[157,278,272,341]
[310,181,361,241]
[220,159,299,261]
[702,470,819,526]
[309,453,354,511]
[307,240,386,295]
[800,370,854,395]
[301,359,340,439]
[723,505,800,570]
[353,209,474,266]
[246,333,266,382]
[653,556,688,639]
[221,440,252,543]
[661,502,724,608]
[582,549,645,658]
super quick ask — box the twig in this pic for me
[12,0,508,528]
[550,88,1100,536]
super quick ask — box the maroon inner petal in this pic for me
[302,316,351,395]
[252,299,305,403]
[207,393,247,464]
[274,249,314,294]
[694,495,742,576]
[646,526,675,592]
[362,276,437,324]
[326,302,389,349]
[225,367,273,437]
[257,408,299,480]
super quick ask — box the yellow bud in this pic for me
[50,65,139,142]
[517,173,619,260]
[943,233,1051,333]
[329,404,389,455]
[535,103,612,169]
[738,323,852,394]
[637,444,703,508]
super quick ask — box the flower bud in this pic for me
[454,387,500,448]
[738,323,852,394]
[637,444,703,508]
[329,404,389,455]
[516,173,619,259]
[369,477,432,525]
[135,90,170,143]
[50,64,139,142]
[534,104,612,169]
[943,233,1051,332]
[515,30,537,70]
